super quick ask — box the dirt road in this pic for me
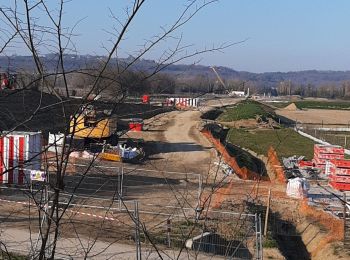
[1,227,220,259]
[126,109,217,175]
[124,98,243,175]
[153,110,216,174]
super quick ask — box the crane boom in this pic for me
[210,66,228,93]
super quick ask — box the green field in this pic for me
[218,100,275,121]
[296,100,350,110]
[267,100,350,110]
[227,128,314,160]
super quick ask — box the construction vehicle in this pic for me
[98,139,145,163]
[99,145,122,162]
[69,106,146,163]
[69,105,118,143]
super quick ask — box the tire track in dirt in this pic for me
[153,110,216,174]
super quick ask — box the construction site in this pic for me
[0,85,350,260]
[2,1,350,259]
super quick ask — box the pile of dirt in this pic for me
[283,103,298,111]
[0,90,171,137]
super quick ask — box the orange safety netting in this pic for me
[267,146,287,184]
[201,130,269,181]
[210,180,234,209]
[299,199,344,257]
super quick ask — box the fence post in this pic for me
[118,167,121,210]
[344,193,346,242]
[255,213,263,260]
[118,165,125,211]
[121,164,124,199]
[259,214,263,260]
[255,213,259,259]
[198,174,202,208]
[134,201,142,260]
[167,218,171,248]
[264,189,271,237]
[345,136,347,148]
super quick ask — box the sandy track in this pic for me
[125,109,216,174]
[124,98,242,175]
[276,108,350,125]
[159,110,216,174]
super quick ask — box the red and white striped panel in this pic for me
[174,97,199,107]
[1,135,26,184]
[0,132,41,185]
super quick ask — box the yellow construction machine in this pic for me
[70,105,117,139]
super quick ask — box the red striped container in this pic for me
[298,160,313,168]
[314,144,344,155]
[329,181,350,191]
[329,159,350,169]
[329,167,350,175]
[0,132,42,184]
[328,174,350,183]
[314,152,344,160]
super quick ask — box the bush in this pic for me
[263,236,278,248]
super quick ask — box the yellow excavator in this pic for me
[70,105,117,139]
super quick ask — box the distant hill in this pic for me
[2,54,350,88]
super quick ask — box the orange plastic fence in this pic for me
[267,146,287,184]
[201,130,269,181]
[299,200,344,257]
[210,180,234,209]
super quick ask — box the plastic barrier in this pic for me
[267,146,287,184]
[201,130,269,181]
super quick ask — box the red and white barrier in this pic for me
[165,97,199,107]
[0,198,116,221]
[0,132,42,184]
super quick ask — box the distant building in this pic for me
[229,91,245,97]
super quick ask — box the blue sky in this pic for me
[2,0,350,72]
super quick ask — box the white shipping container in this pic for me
[0,131,42,185]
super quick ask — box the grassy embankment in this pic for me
[218,99,273,121]
[219,100,314,160]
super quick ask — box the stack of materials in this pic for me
[312,144,344,173]
[329,159,350,191]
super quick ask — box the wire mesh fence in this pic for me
[137,208,262,259]
[60,164,202,208]
[298,123,350,149]
[0,162,264,259]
